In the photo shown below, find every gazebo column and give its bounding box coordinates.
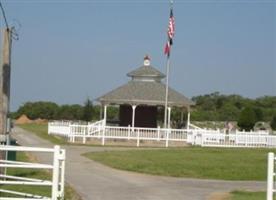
[103,105,107,125]
[132,105,137,130]
[102,105,108,146]
[168,107,171,129]
[187,107,191,130]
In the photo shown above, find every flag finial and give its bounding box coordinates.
[170,0,174,6]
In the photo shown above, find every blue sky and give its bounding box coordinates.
[1,0,275,111]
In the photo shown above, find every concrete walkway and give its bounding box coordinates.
[11,126,266,200]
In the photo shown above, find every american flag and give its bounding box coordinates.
[164,7,175,57]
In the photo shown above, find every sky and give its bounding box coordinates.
[0,0,275,111]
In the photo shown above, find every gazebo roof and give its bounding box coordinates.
[97,81,194,107]
[127,65,165,78]
[96,55,194,108]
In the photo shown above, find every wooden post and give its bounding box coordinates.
[0,28,12,174]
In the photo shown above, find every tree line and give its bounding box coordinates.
[11,93,276,130]
[11,99,95,122]
[191,92,276,130]
[11,99,118,122]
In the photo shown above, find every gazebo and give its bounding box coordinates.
[97,56,194,129]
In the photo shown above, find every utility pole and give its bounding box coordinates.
[0,28,12,174]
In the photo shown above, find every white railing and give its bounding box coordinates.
[189,131,276,148]
[267,152,275,200]
[88,120,105,135]
[68,120,105,143]
[188,123,203,130]
[48,121,71,136]
[236,129,269,135]
[49,120,105,140]
[69,125,188,147]
[0,145,66,200]
[48,120,275,148]
[48,120,188,147]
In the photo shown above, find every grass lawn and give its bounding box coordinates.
[0,151,81,199]
[230,191,272,200]
[83,147,275,180]
[18,123,68,145]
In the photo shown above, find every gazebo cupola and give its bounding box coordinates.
[127,55,165,83]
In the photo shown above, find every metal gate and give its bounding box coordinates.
[0,145,66,200]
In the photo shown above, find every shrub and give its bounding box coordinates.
[271,115,276,131]
[238,107,257,131]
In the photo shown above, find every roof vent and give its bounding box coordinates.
[143,55,150,66]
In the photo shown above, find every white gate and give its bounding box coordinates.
[0,145,66,200]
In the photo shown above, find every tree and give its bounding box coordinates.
[218,103,240,121]
[92,105,101,120]
[17,101,59,120]
[238,107,257,131]
[253,108,263,121]
[271,115,276,131]
[56,105,82,120]
[82,98,93,122]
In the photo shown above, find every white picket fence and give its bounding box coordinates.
[49,120,188,147]
[190,130,276,148]
[48,120,275,148]
[0,145,66,200]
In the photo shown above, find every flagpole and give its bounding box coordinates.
[164,55,170,128]
[164,0,174,128]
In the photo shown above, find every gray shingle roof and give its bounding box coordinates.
[97,81,194,107]
[127,65,165,78]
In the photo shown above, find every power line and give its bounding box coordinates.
[0,1,9,29]
[0,2,19,40]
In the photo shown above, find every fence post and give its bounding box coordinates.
[70,125,75,143]
[128,125,130,140]
[59,149,66,199]
[165,129,169,148]
[137,129,140,147]
[52,145,60,200]
[267,152,274,200]
[69,125,73,143]
[157,126,160,141]
[83,126,86,144]
[102,127,105,146]
[201,133,204,146]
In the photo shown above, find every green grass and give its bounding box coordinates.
[0,152,81,199]
[230,191,272,200]
[18,123,68,145]
[83,147,275,180]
